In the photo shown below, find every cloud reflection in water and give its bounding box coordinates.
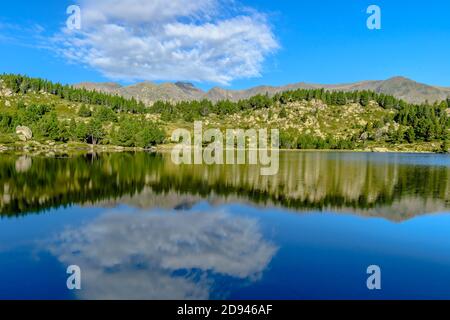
[48,209,278,299]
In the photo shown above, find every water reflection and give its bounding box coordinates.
[46,209,277,300]
[0,151,449,220]
[1,151,450,299]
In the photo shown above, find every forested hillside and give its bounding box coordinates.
[0,74,449,152]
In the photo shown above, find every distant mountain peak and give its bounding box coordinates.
[386,76,413,81]
[75,76,450,105]
[75,82,122,92]
[175,82,197,90]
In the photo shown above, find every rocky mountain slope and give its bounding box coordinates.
[75,76,450,104]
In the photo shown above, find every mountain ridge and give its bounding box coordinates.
[74,76,450,105]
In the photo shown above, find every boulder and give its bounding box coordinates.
[360,132,369,141]
[0,88,13,97]
[16,126,33,141]
[373,147,389,153]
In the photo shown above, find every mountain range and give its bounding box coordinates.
[75,76,450,105]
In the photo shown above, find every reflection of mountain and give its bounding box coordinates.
[47,210,277,300]
[0,152,449,220]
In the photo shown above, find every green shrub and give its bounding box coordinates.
[78,104,92,117]
[94,106,118,122]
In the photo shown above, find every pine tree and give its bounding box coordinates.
[360,91,370,106]
[86,119,105,145]
[404,127,416,143]
[336,92,347,105]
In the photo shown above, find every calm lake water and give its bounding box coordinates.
[0,151,449,300]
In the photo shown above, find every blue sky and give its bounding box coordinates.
[0,0,449,90]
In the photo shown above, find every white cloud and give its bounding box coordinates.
[47,209,277,299]
[55,0,279,84]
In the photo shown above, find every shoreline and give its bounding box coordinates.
[0,141,443,155]
[0,141,155,155]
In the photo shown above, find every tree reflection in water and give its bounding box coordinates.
[0,151,449,221]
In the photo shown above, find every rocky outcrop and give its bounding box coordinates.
[16,126,33,141]
[0,80,12,97]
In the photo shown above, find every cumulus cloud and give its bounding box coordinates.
[47,209,277,299]
[55,0,279,84]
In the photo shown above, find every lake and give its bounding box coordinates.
[0,151,449,300]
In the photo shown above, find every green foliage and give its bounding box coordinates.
[388,126,405,143]
[394,103,448,142]
[135,125,166,148]
[335,92,347,105]
[113,118,165,148]
[68,118,78,140]
[279,107,287,118]
[85,119,105,145]
[1,73,449,150]
[94,106,118,123]
[1,74,146,113]
[1,104,56,137]
[0,111,15,133]
[1,104,69,142]
[404,127,416,143]
[113,119,136,147]
[243,94,272,109]
[17,104,53,126]
[74,122,88,142]
[360,91,370,106]
[280,129,357,150]
[72,119,105,145]
[78,104,92,117]
[215,100,238,116]
[274,88,389,108]
[441,139,449,153]
[34,112,68,142]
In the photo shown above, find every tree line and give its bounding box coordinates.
[2,74,417,118]
[0,102,165,148]
[1,73,449,150]
[1,74,146,113]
